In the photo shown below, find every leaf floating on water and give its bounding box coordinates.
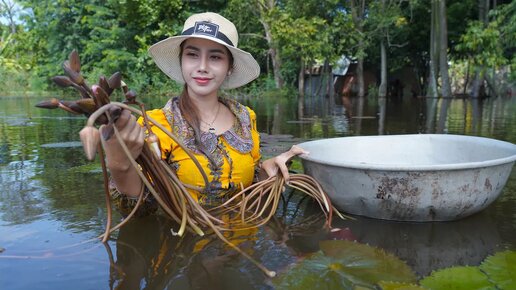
[419,266,494,290]
[479,250,516,290]
[378,281,426,290]
[272,240,416,289]
[320,240,417,286]
[68,163,102,174]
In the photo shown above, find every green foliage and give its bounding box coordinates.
[454,1,515,81]
[1,0,513,95]
[479,250,516,290]
[378,281,426,290]
[418,250,516,290]
[272,240,417,289]
[420,266,494,290]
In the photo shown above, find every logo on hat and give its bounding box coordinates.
[194,21,219,38]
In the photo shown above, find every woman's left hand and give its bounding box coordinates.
[260,145,309,182]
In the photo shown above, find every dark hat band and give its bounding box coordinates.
[182,21,234,47]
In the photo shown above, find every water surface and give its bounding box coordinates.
[0,94,515,289]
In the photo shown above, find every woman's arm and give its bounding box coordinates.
[100,109,145,197]
[259,145,309,182]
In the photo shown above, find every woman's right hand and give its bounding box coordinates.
[100,109,145,171]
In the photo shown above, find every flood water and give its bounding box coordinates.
[0,93,515,289]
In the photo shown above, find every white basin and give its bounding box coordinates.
[299,134,516,221]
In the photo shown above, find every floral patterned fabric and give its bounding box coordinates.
[110,96,261,216]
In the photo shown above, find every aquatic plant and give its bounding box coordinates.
[420,250,516,290]
[271,239,516,290]
[272,240,417,289]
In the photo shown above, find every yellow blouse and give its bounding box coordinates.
[138,97,261,206]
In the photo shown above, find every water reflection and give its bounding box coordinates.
[334,212,502,277]
[110,212,303,290]
[378,97,386,135]
[252,94,516,142]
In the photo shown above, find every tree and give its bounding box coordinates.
[455,1,515,97]
[348,0,368,98]
[367,0,410,98]
[438,0,452,98]
[427,0,452,98]
[0,0,18,34]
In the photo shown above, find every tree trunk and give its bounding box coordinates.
[438,0,452,98]
[261,21,284,89]
[256,0,284,89]
[470,70,483,98]
[470,0,491,98]
[379,40,387,98]
[350,0,367,98]
[1,0,17,34]
[463,59,470,95]
[427,0,439,98]
[298,60,305,118]
[378,97,386,134]
[325,59,332,98]
[357,59,365,97]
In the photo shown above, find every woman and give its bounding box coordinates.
[101,12,306,215]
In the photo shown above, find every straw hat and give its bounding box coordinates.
[148,12,260,89]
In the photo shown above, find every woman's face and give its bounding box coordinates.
[181,38,231,99]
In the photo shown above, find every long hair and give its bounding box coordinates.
[177,40,234,165]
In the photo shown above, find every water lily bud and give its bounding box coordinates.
[68,50,81,73]
[35,98,60,109]
[98,76,113,95]
[108,72,122,90]
[63,62,84,85]
[147,133,161,158]
[75,98,97,114]
[125,90,137,103]
[79,126,100,160]
[52,76,73,88]
[91,84,110,107]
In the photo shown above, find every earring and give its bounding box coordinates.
[227,71,232,76]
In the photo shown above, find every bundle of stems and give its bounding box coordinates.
[80,102,347,278]
[38,50,347,277]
